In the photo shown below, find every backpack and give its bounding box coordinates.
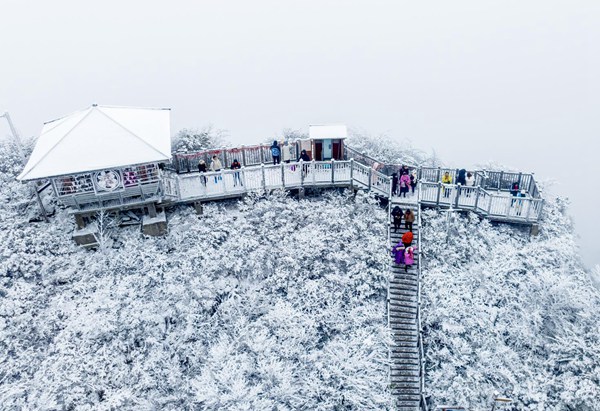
[271,147,280,156]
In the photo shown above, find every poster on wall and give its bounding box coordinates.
[94,169,123,192]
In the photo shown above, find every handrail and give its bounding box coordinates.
[167,159,541,223]
[417,182,428,411]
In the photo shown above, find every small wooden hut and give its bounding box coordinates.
[307,124,347,161]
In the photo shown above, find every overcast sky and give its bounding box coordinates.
[1,0,598,267]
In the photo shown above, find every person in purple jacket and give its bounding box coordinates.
[392,242,406,265]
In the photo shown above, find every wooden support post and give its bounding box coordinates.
[525,199,532,221]
[147,202,157,218]
[436,167,441,182]
[474,187,481,210]
[436,182,442,206]
[518,172,523,189]
[74,213,85,229]
[300,160,305,186]
[261,164,266,189]
[194,202,203,215]
[241,145,246,167]
[221,169,226,193]
[281,162,285,187]
[260,146,264,164]
[368,167,372,191]
[31,183,49,222]
[498,171,504,190]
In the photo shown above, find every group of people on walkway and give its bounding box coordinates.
[391,209,417,272]
[198,155,243,186]
[391,165,417,198]
[391,206,417,272]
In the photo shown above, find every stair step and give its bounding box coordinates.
[390,381,421,389]
[392,340,418,347]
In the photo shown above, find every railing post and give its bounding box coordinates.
[281,162,285,188]
[260,146,264,164]
[300,160,304,186]
[350,159,354,189]
[498,171,504,190]
[261,163,266,189]
[331,159,335,183]
[388,176,392,199]
[368,167,372,191]
[474,187,481,210]
[487,195,493,215]
[221,169,226,193]
[436,182,442,206]
[525,199,532,221]
[241,145,246,167]
[454,185,460,208]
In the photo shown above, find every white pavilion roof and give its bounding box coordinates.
[309,124,347,140]
[18,105,171,181]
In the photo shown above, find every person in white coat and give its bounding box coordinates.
[282,141,292,163]
[210,155,223,184]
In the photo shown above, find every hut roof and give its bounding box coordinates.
[18,105,171,181]
[309,124,347,140]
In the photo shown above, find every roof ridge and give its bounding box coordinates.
[96,107,171,159]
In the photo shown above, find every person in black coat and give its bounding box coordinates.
[391,173,398,197]
[391,206,403,232]
[198,160,207,186]
[456,169,467,186]
[231,159,242,186]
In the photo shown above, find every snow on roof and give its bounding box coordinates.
[309,124,347,140]
[18,105,171,181]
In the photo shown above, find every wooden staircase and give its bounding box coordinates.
[388,199,425,410]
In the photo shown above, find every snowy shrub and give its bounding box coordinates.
[0,146,394,411]
[421,200,600,410]
[172,126,228,152]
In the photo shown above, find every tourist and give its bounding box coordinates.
[400,165,410,176]
[282,141,292,164]
[391,205,403,232]
[392,172,398,196]
[410,171,417,195]
[399,173,411,198]
[210,155,223,184]
[509,181,520,204]
[299,149,310,177]
[404,245,416,272]
[456,169,467,186]
[392,242,406,266]
[402,231,413,248]
[271,140,281,165]
[442,171,453,198]
[231,159,242,186]
[465,172,475,187]
[198,160,207,186]
[404,209,415,232]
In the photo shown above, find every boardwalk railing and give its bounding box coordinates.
[164,157,543,223]
[419,182,544,222]
[168,159,392,203]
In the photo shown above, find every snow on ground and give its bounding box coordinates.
[0,151,394,410]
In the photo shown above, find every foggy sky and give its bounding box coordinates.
[1,0,598,267]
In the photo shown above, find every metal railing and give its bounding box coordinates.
[170,159,392,202]
[171,144,299,173]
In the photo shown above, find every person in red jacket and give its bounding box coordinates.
[402,231,413,248]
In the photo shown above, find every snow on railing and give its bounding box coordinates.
[172,159,391,203]
[419,182,544,222]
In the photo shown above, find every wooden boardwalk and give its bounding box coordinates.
[388,200,425,411]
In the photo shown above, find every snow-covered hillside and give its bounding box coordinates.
[421,201,600,410]
[1,137,599,410]
[0,138,393,409]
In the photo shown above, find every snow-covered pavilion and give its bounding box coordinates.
[306,124,347,161]
[18,104,171,212]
